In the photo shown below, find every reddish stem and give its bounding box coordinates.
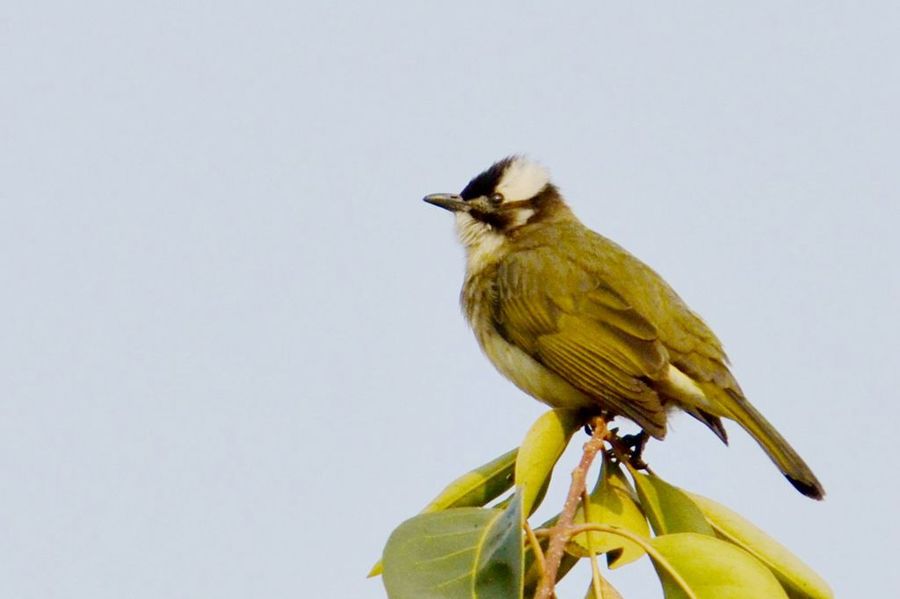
[534,418,608,599]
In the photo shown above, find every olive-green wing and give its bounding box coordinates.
[552,225,743,441]
[493,248,670,438]
[557,224,743,397]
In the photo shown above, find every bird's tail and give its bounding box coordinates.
[708,386,825,500]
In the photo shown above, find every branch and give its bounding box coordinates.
[535,417,608,599]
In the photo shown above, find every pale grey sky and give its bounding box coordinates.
[3,2,898,597]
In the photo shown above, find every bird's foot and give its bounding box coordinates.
[619,431,650,470]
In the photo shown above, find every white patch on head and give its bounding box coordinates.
[454,211,506,274]
[495,157,550,202]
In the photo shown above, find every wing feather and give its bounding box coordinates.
[500,222,752,441]
[493,248,670,437]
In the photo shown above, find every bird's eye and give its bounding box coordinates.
[489,193,504,204]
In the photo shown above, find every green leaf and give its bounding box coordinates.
[583,576,626,599]
[688,493,833,599]
[649,533,788,599]
[367,561,384,578]
[422,448,518,512]
[515,409,581,515]
[382,491,524,599]
[569,455,650,567]
[631,471,714,536]
[370,448,518,577]
[523,548,579,598]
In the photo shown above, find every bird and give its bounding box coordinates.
[423,155,824,499]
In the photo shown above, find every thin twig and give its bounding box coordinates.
[568,523,700,599]
[524,520,546,580]
[535,418,608,599]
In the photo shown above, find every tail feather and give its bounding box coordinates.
[710,387,825,500]
[686,409,729,445]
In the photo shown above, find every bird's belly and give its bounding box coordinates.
[479,329,594,409]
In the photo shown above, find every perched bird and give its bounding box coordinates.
[423,156,824,499]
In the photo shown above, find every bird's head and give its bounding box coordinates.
[423,156,571,258]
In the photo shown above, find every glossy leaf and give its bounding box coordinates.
[515,409,581,515]
[422,448,518,512]
[649,532,788,598]
[382,492,524,599]
[688,493,833,599]
[370,448,518,577]
[631,471,714,536]
[569,455,650,567]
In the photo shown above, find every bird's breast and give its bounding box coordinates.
[462,272,593,410]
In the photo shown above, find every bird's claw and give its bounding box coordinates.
[620,431,650,470]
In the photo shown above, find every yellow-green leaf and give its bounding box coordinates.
[688,493,833,599]
[569,455,650,568]
[583,576,626,599]
[515,409,581,515]
[421,448,518,512]
[382,492,524,599]
[631,471,714,536]
[649,533,789,599]
[369,448,518,577]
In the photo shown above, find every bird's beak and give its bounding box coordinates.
[423,193,469,212]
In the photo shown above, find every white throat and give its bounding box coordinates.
[454,212,506,274]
